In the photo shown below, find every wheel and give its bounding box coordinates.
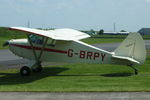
[20,66,31,76]
[32,66,43,73]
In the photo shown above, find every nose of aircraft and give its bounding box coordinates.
[2,40,10,47]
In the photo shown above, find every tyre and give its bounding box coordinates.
[20,66,31,76]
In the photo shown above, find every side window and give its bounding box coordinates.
[47,38,56,47]
[29,34,44,45]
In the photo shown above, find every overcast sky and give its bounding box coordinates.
[0,0,150,32]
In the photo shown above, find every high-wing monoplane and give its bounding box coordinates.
[3,27,146,76]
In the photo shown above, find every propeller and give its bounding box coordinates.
[2,41,9,47]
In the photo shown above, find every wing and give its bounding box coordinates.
[10,27,90,41]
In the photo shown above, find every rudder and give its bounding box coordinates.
[114,33,146,64]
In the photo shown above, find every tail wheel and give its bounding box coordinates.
[128,64,138,75]
[20,66,31,76]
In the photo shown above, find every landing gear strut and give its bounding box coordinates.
[129,64,138,75]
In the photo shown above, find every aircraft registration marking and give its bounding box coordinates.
[67,49,106,61]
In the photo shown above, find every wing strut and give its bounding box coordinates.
[27,34,38,62]
[27,34,48,71]
[38,37,48,60]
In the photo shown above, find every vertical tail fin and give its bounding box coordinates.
[114,33,146,64]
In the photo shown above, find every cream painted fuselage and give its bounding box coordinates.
[8,38,121,65]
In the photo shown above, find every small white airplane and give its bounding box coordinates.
[3,27,146,76]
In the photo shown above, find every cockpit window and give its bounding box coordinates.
[29,34,56,46]
[29,34,44,44]
[47,38,56,47]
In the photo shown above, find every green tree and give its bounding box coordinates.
[98,29,104,35]
[120,30,126,32]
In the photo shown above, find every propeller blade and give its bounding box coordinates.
[2,41,9,47]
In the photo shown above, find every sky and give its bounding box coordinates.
[0,0,150,32]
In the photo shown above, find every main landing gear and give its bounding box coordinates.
[20,34,48,76]
[20,62,43,76]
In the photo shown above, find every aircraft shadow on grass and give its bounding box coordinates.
[0,67,133,85]
[0,67,69,85]
[101,72,133,77]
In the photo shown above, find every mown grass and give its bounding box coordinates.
[82,38,123,44]
[92,34,150,39]
[82,34,150,44]
[0,54,150,92]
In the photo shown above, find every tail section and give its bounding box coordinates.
[113,33,146,65]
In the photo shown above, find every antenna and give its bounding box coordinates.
[27,21,30,28]
[113,23,116,32]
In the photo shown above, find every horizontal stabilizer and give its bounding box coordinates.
[112,55,140,64]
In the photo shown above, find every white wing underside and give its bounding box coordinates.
[10,27,90,41]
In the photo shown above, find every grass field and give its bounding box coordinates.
[82,38,123,44]
[0,54,150,92]
[92,34,150,39]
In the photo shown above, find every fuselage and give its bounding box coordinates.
[8,38,115,64]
